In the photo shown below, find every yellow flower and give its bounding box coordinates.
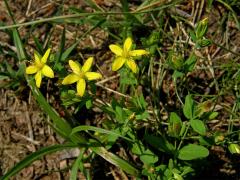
[109,37,149,73]
[26,48,54,88]
[62,57,102,97]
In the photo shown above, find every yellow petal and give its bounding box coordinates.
[126,59,137,73]
[112,57,126,71]
[69,60,81,74]
[62,74,79,85]
[85,72,102,80]
[82,57,93,73]
[109,45,123,56]
[34,51,41,64]
[129,50,149,57]
[77,78,86,97]
[26,65,38,74]
[41,48,51,64]
[41,65,54,78]
[124,37,132,52]
[35,71,42,88]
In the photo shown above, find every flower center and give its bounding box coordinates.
[78,71,85,79]
[35,62,44,70]
[122,49,129,58]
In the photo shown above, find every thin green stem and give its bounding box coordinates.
[174,78,184,106]
[177,123,190,150]
[0,1,182,31]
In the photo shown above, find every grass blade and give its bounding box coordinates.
[71,125,133,142]
[1,144,78,180]
[70,154,82,180]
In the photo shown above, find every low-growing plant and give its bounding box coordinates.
[1,0,240,179]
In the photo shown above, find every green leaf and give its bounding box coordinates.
[208,112,218,119]
[179,122,187,137]
[140,149,158,165]
[86,99,92,109]
[12,29,26,61]
[71,125,133,142]
[172,70,184,79]
[91,144,140,176]
[228,144,240,154]
[70,154,82,180]
[55,28,66,66]
[183,94,195,119]
[33,35,44,54]
[178,144,209,160]
[190,119,206,135]
[184,54,197,72]
[84,0,104,12]
[115,106,126,122]
[136,111,149,120]
[120,68,137,85]
[168,112,182,137]
[199,136,214,146]
[195,18,208,39]
[1,144,78,180]
[61,41,79,61]
[196,39,212,48]
[189,30,197,42]
[131,143,144,155]
[144,134,175,154]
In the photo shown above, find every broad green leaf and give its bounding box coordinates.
[199,136,214,146]
[183,94,195,119]
[144,134,175,154]
[190,119,206,135]
[1,144,78,180]
[172,170,183,180]
[178,144,209,160]
[131,143,144,155]
[140,149,158,165]
[181,166,194,176]
[228,144,240,154]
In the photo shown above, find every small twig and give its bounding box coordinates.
[11,132,40,145]
[26,0,33,16]
[96,74,120,85]
[96,83,132,99]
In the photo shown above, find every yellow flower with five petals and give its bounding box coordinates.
[62,57,102,97]
[26,48,54,88]
[109,37,149,73]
